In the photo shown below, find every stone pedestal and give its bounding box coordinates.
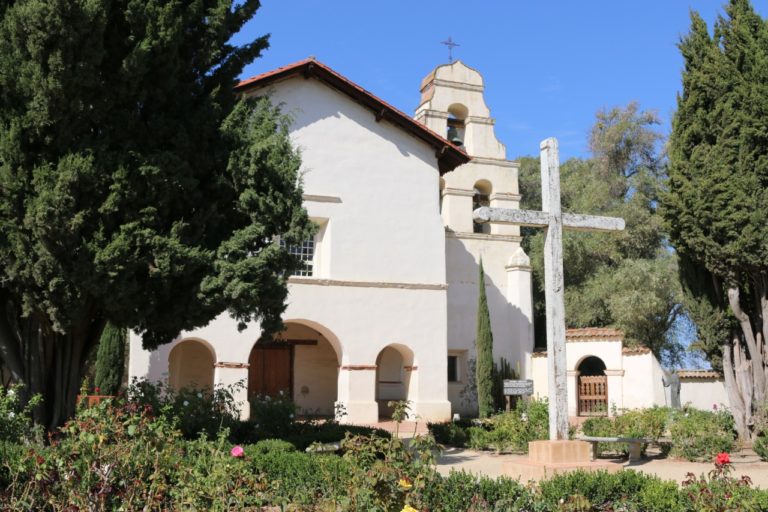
[502,440,621,481]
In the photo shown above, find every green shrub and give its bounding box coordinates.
[681,456,768,511]
[753,434,768,461]
[126,378,242,440]
[0,385,41,443]
[467,398,549,453]
[422,471,533,511]
[427,420,470,447]
[614,406,669,440]
[2,400,187,510]
[538,469,683,511]
[580,416,617,456]
[669,407,735,461]
[246,449,350,507]
[249,391,297,436]
[249,438,296,454]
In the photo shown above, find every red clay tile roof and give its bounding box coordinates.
[236,58,470,174]
[622,346,651,355]
[677,370,722,380]
[565,328,624,341]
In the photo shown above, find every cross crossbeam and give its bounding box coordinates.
[472,138,625,441]
[473,207,625,232]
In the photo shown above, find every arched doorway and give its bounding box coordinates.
[248,321,340,416]
[375,344,414,418]
[168,339,215,391]
[577,356,607,416]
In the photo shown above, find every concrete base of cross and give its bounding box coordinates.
[501,440,622,481]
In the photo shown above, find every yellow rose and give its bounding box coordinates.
[401,505,418,512]
[398,478,413,490]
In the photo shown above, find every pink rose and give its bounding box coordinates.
[230,445,245,458]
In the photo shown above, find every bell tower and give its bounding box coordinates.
[415,61,534,404]
[415,61,520,235]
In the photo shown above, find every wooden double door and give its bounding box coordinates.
[248,344,293,399]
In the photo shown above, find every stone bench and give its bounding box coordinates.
[576,436,654,461]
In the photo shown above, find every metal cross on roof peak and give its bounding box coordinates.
[441,36,459,63]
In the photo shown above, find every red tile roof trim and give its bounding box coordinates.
[677,370,722,380]
[565,328,624,341]
[236,58,470,174]
[622,346,651,355]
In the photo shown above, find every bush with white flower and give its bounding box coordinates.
[125,378,243,440]
[0,384,41,443]
[248,391,297,437]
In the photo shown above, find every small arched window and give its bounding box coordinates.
[473,180,492,234]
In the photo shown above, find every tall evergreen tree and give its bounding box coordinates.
[663,0,768,441]
[476,260,495,418]
[93,322,126,396]
[0,0,312,428]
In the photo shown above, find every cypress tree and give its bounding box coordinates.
[93,323,126,396]
[0,0,313,428]
[663,0,768,441]
[476,260,495,418]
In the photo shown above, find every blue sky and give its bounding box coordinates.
[234,1,766,160]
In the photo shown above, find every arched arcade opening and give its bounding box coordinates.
[375,344,414,418]
[168,339,215,391]
[248,321,340,417]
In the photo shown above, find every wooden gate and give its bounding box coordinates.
[578,375,608,416]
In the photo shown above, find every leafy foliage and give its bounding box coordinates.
[467,397,550,453]
[126,378,242,440]
[669,407,736,461]
[663,0,768,441]
[0,400,766,510]
[0,385,40,443]
[519,103,682,362]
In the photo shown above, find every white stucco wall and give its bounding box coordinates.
[530,338,676,417]
[680,379,728,411]
[264,77,447,284]
[130,73,452,424]
[622,352,666,410]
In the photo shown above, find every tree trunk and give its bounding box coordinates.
[0,292,103,430]
[728,286,766,405]
[722,333,749,442]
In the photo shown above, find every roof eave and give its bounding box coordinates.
[236,59,470,174]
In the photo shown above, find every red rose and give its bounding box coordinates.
[94,387,100,393]
[715,452,730,465]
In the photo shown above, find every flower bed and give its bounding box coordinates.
[1,391,766,510]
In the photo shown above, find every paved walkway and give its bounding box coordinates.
[361,420,768,488]
[436,447,768,488]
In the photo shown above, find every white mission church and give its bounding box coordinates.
[128,59,725,423]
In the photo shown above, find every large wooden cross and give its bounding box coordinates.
[473,138,625,440]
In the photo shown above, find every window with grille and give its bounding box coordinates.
[280,238,315,277]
